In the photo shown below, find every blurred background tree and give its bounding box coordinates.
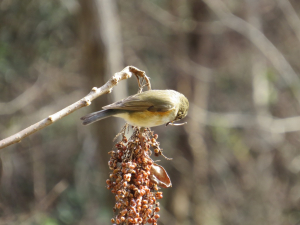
[1,0,300,224]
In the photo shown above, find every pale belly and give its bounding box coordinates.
[115,110,176,127]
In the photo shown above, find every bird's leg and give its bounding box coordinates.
[113,123,129,142]
[139,127,146,151]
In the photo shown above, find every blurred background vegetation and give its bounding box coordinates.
[1,0,300,224]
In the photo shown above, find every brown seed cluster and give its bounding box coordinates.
[107,127,165,224]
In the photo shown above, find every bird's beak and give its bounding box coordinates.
[166,121,187,126]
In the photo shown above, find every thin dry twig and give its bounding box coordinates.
[0,66,150,150]
[277,0,300,43]
[0,75,46,115]
[143,0,300,104]
[203,0,300,105]
[38,179,69,210]
[190,103,300,134]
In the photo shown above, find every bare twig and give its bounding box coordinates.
[0,75,45,115]
[140,0,199,33]
[143,0,300,104]
[202,0,300,105]
[190,104,300,134]
[0,66,149,150]
[38,179,69,210]
[277,0,300,43]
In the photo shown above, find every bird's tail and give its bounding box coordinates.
[81,109,118,125]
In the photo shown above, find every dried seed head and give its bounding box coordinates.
[107,127,168,224]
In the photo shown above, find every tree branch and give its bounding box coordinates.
[0,66,150,150]
[203,0,300,105]
[190,103,300,134]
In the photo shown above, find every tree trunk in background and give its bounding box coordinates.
[186,1,211,224]
[77,0,120,220]
[168,1,211,224]
[97,0,127,103]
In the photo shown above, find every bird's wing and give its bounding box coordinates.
[103,92,174,112]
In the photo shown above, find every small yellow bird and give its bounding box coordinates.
[81,90,189,127]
